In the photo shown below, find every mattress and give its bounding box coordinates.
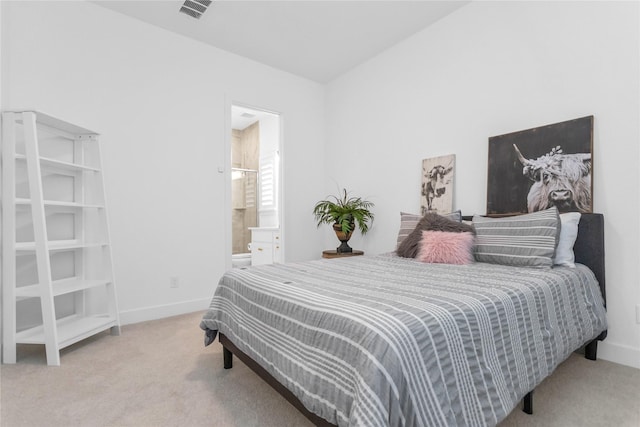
[200,253,607,427]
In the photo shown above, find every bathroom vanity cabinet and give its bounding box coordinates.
[249,227,281,266]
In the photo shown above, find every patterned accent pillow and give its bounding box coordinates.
[472,207,561,268]
[417,230,475,264]
[396,210,462,249]
[397,212,473,258]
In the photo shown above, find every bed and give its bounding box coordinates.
[200,212,607,427]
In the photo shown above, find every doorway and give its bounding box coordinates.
[230,104,281,267]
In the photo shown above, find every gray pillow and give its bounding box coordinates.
[396,210,461,249]
[472,207,560,268]
[397,212,473,258]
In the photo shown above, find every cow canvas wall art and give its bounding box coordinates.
[421,154,455,215]
[487,116,593,216]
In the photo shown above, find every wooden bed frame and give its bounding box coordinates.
[218,213,607,426]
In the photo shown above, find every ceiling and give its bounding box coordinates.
[94,1,469,83]
[231,105,278,130]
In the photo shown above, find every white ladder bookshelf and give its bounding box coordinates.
[2,111,120,366]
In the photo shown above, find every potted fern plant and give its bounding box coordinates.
[312,188,375,253]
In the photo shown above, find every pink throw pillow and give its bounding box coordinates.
[417,230,475,265]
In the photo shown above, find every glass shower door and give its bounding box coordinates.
[231,168,258,255]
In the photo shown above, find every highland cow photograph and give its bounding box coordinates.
[487,116,593,215]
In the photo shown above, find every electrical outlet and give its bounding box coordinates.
[170,276,179,288]
[636,304,640,324]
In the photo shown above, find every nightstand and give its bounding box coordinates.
[322,250,364,259]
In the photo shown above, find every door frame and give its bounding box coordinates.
[224,97,284,270]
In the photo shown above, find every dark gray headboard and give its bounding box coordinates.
[573,213,606,306]
[574,213,607,342]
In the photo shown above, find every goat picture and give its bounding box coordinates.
[421,154,455,215]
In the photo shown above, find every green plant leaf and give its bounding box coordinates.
[312,188,374,234]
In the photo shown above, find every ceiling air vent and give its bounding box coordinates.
[179,0,212,20]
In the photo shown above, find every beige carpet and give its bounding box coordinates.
[1,311,638,427]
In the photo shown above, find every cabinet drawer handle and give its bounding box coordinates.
[257,248,263,251]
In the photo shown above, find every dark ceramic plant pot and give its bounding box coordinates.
[333,223,354,253]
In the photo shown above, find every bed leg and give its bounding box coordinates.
[223,346,233,369]
[522,391,533,415]
[585,339,598,361]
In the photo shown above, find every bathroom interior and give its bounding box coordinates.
[231,105,280,267]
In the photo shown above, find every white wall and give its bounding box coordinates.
[3,0,638,369]
[325,1,640,368]
[1,1,325,325]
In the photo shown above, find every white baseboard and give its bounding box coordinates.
[597,341,640,369]
[118,298,211,326]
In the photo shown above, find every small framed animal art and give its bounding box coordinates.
[487,116,593,216]
[421,154,455,215]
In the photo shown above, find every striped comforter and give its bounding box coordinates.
[200,254,607,427]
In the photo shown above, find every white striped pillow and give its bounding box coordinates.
[397,210,461,248]
[472,207,560,268]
